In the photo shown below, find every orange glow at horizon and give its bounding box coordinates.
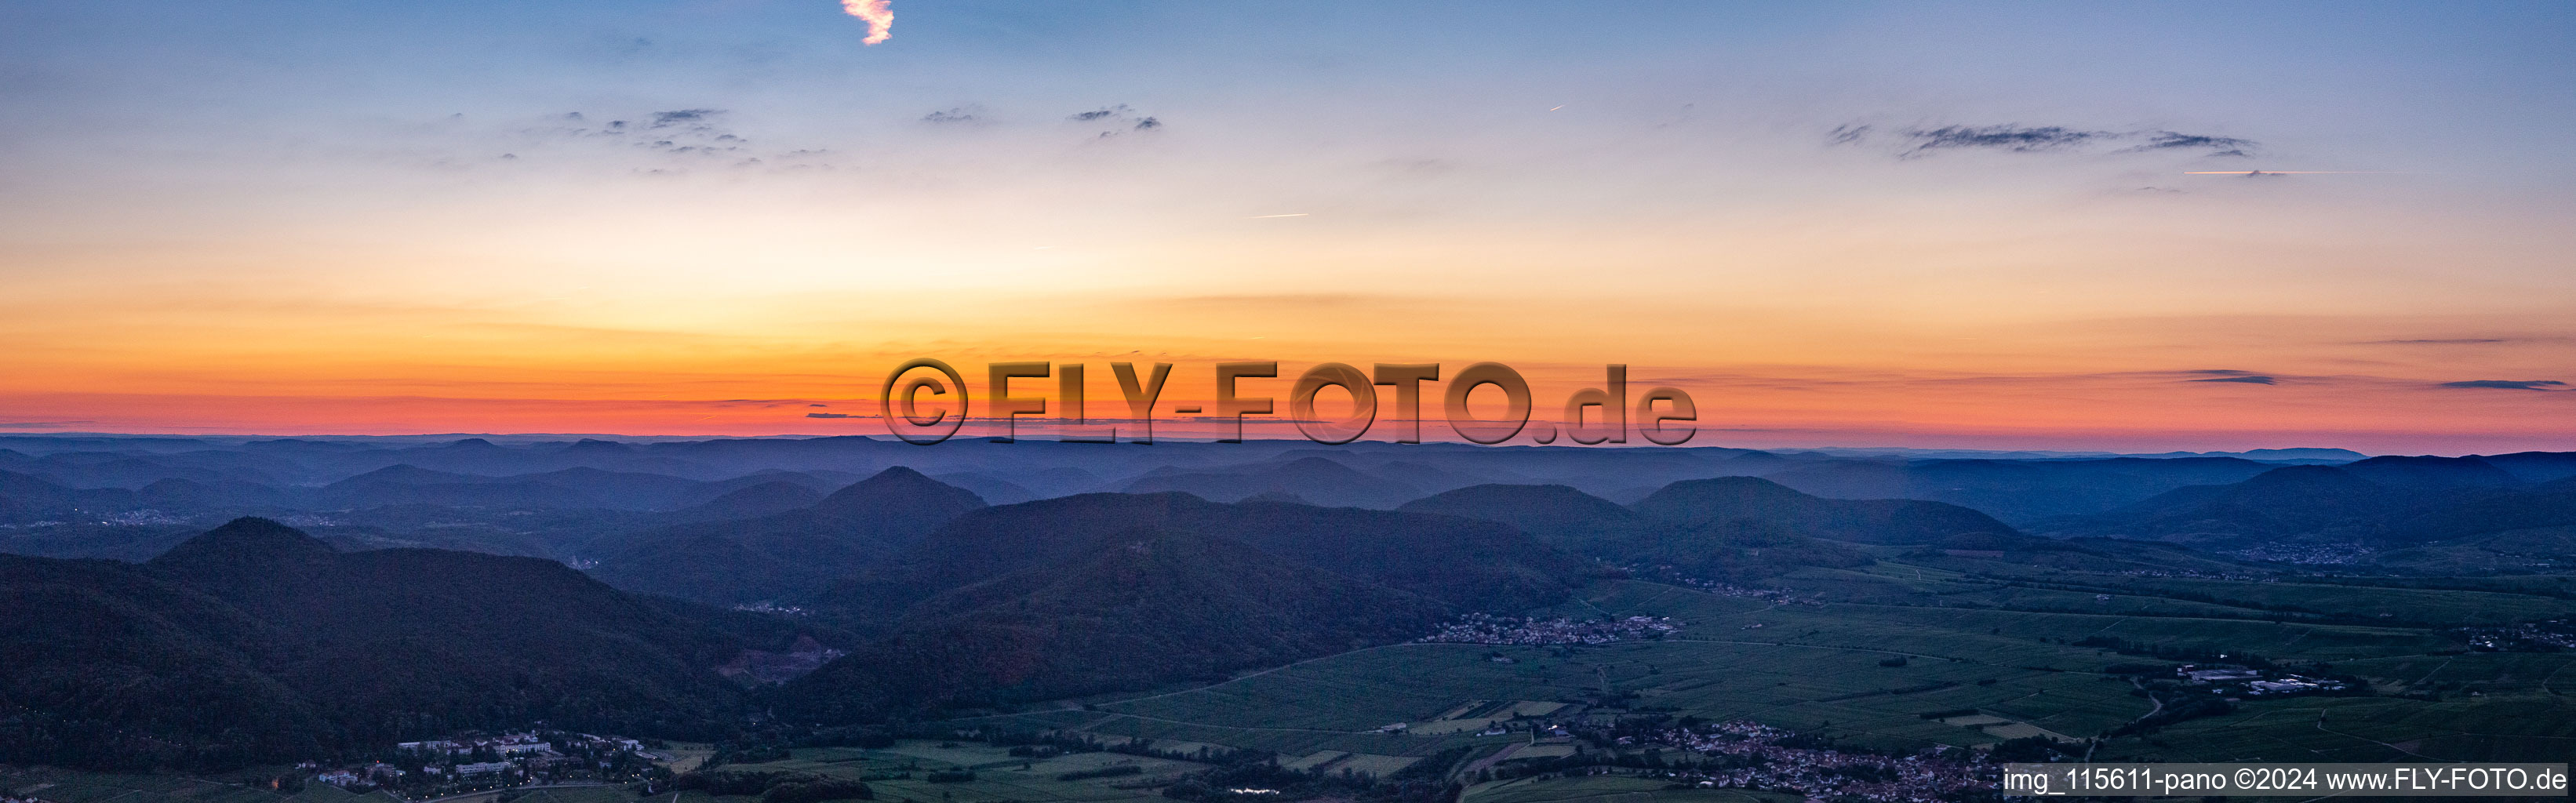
[4,4,2571,456]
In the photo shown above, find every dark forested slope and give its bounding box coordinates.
[0,518,767,772]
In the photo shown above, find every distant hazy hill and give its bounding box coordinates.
[933,471,1044,505]
[2383,476,2576,544]
[1398,483,1642,542]
[24,433,2563,568]
[1401,481,1894,578]
[783,528,1449,721]
[1121,456,1427,509]
[0,447,304,489]
[933,466,1108,505]
[135,477,287,511]
[310,464,580,509]
[1756,456,2282,524]
[0,468,136,523]
[0,518,771,772]
[2039,457,2576,547]
[2479,452,2576,483]
[11,433,2575,590]
[2334,455,2523,489]
[770,492,1583,722]
[833,491,1583,615]
[2048,465,2401,543]
[310,464,718,511]
[1632,476,2021,545]
[326,438,719,482]
[587,467,987,603]
[664,480,827,522]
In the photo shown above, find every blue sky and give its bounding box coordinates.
[1,2,2571,451]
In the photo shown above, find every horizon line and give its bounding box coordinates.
[0,429,2411,457]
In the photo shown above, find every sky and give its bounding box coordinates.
[1,1,2571,453]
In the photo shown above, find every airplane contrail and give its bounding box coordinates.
[840,0,893,45]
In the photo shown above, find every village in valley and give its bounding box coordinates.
[2458,619,2576,652]
[1417,614,1680,646]
[1589,720,2000,802]
[306,732,662,800]
[2172,664,2352,698]
[3,690,2058,803]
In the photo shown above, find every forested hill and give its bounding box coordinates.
[0,518,775,772]
[781,527,1453,721]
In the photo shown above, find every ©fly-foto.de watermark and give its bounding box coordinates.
[877,359,1698,446]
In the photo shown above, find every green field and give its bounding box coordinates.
[500,788,632,803]
[1772,560,2576,627]
[1462,774,1797,803]
[944,570,2570,766]
[4,769,382,803]
[671,746,1806,803]
[2092,693,2576,763]
[663,750,1808,803]
[24,561,2574,802]
[671,744,1210,803]
[539,564,2576,790]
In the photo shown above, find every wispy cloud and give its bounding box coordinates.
[2437,380,2567,391]
[1834,122,2259,158]
[2190,375,2278,384]
[2130,130,2256,156]
[649,109,719,127]
[922,105,985,125]
[427,108,839,173]
[840,0,893,45]
[621,109,759,158]
[1070,104,1164,137]
[1903,125,2104,154]
[806,412,856,418]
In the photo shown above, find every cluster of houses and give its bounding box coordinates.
[1419,614,1679,645]
[2218,542,2375,565]
[2176,664,2349,696]
[1669,580,1822,605]
[2460,619,2576,652]
[2112,568,2270,581]
[308,765,402,788]
[1620,720,1997,803]
[304,732,651,795]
